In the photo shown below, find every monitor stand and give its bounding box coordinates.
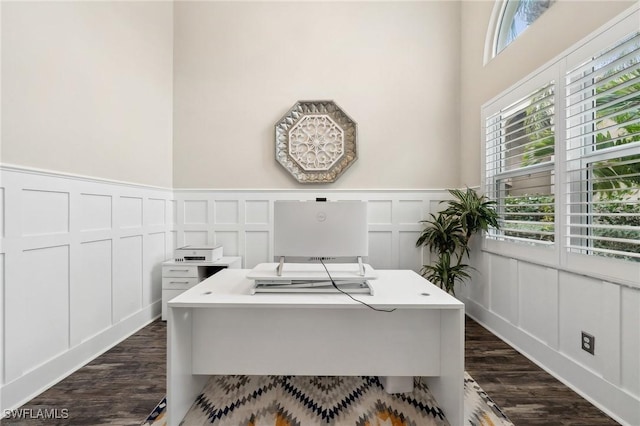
[250,260,375,295]
[276,256,366,277]
[251,279,372,295]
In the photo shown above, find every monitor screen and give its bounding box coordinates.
[273,200,368,259]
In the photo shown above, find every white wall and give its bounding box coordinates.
[0,166,175,412]
[1,1,174,187]
[173,1,461,189]
[459,0,635,187]
[0,1,174,413]
[458,2,640,425]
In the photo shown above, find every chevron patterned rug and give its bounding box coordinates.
[143,373,512,426]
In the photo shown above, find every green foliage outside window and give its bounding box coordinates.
[591,201,640,259]
[502,194,639,259]
[503,195,555,242]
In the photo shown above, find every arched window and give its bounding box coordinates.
[490,0,555,57]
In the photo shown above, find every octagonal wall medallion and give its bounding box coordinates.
[275,100,357,183]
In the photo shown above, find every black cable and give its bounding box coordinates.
[318,258,396,313]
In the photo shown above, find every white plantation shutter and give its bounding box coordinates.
[565,31,640,260]
[485,81,556,244]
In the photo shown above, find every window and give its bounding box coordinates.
[484,8,640,269]
[565,32,640,261]
[494,0,555,54]
[485,81,556,244]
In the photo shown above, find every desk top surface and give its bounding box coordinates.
[168,268,463,309]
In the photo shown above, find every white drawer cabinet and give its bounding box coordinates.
[162,276,200,289]
[161,256,241,320]
[163,265,199,278]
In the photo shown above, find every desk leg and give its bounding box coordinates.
[167,307,208,426]
[424,309,464,426]
[380,376,414,393]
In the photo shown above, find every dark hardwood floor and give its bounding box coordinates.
[5,317,618,425]
[4,321,166,426]
[464,318,619,426]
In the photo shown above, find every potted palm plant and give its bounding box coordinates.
[416,188,499,295]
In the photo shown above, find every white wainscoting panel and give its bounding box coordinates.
[169,231,177,254]
[621,286,640,396]
[0,253,4,385]
[73,239,112,346]
[169,200,177,225]
[429,199,448,216]
[80,194,112,232]
[368,200,392,224]
[368,231,393,269]
[184,230,208,246]
[0,165,174,413]
[7,245,70,382]
[114,235,143,322]
[600,282,621,386]
[184,200,208,224]
[558,272,604,372]
[464,238,490,309]
[2,183,451,415]
[215,231,240,256]
[7,178,637,424]
[462,248,640,426]
[398,231,421,271]
[148,198,166,226]
[245,200,269,225]
[22,190,69,236]
[215,200,239,224]
[146,232,167,305]
[244,231,270,267]
[119,196,143,229]
[174,190,451,271]
[488,255,513,323]
[397,200,423,225]
[518,263,558,348]
[0,188,5,237]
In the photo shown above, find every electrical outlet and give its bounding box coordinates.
[581,331,595,355]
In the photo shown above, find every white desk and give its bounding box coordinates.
[167,269,464,426]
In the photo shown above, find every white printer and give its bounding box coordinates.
[174,245,223,262]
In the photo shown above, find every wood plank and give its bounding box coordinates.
[7,317,618,425]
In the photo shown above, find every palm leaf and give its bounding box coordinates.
[441,188,500,238]
[420,251,474,295]
[416,213,466,256]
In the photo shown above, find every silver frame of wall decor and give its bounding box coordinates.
[275,100,358,183]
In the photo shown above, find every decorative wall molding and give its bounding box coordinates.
[459,250,640,426]
[0,165,453,414]
[0,163,173,192]
[0,166,175,413]
[172,189,454,272]
[3,163,637,425]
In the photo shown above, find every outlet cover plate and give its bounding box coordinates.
[582,331,595,355]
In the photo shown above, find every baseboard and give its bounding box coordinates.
[461,297,639,426]
[1,302,161,415]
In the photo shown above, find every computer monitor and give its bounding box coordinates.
[273,200,368,261]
